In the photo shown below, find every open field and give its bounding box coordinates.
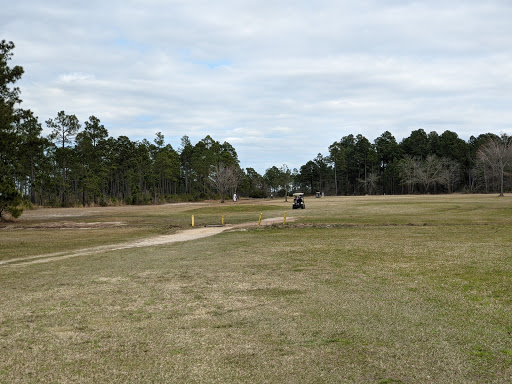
[0,200,290,262]
[1,195,512,383]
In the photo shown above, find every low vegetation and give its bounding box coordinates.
[0,195,511,383]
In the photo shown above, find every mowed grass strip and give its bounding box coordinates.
[0,195,512,383]
[299,194,512,226]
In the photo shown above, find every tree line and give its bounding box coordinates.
[292,130,512,197]
[2,40,512,218]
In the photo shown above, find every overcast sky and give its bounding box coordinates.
[3,0,512,172]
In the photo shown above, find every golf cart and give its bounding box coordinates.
[292,193,305,209]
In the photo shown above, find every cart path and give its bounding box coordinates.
[1,216,296,267]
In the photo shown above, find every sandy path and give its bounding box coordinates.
[1,216,294,267]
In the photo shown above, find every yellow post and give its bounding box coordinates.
[283,211,287,225]
[258,213,263,226]
[222,214,225,225]
[192,215,195,227]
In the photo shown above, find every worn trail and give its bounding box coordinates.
[1,217,294,267]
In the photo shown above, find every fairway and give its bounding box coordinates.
[1,195,512,383]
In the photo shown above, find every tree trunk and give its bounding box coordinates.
[500,166,504,196]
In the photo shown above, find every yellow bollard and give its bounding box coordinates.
[283,211,287,225]
[222,214,225,225]
[258,212,263,226]
[192,215,195,227]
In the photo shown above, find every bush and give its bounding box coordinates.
[0,180,23,218]
[21,200,34,210]
[249,190,267,198]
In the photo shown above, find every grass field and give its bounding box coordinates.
[1,195,512,383]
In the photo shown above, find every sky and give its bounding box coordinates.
[3,0,512,173]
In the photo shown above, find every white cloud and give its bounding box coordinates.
[58,72,95,83]
[3,0,512,172]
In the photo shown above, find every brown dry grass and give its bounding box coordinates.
[0,199,289,261]
[1,195,512,383]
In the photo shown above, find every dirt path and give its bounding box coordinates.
[1,216,294,267]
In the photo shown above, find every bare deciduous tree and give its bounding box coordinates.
[477,136,512,196]
[358,172,380,195]
[439,158,461,193]
[399,155,420,194]
[210,164,240,203]
[416,154,443,193]
[279,164,293,202]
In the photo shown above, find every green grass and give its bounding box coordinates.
[1,195,512,383]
